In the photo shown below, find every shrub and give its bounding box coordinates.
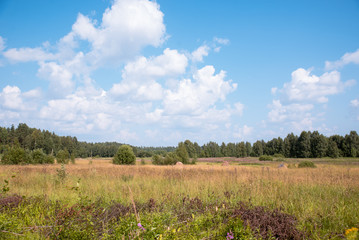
[57,149,70,164]
[259,155,273,161]
[152,154,163,165]
[298,160,316,168]
[152,153,180,165]
[1,146,30,165]
[163,152,180,165]
[113,145,136,165]
[31,149,53,164]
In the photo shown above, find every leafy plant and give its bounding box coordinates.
[298,160,316,168]
[259,155,273,161]
[113,145,136,165]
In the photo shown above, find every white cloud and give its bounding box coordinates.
[282,68,354,103]
[70,0,166,65]
[234,102,244,116]
[0,86,41,111]
[214,37,229,45]
[3,47,56,63]
[163,65,237,115]
[37,62,75,97]
[122,48,188,80]
[0,86,24,110]
[191,45,210,62]
[234,125,253,140]
[110,48,187,101]
[351,99,359,107]
[268,100,314,123]
[0,36,5,51]
[325,48,359,70]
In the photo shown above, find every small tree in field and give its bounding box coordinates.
[56,149,70,164]
[113,145,136,165]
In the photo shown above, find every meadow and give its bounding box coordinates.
[0,158,359,239]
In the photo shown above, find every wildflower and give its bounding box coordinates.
[345,227,358,240]
[137,223,146,231]
[226,230,234,240]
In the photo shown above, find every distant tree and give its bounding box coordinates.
[56,149,70,164]
[297,131,311,158]
[1,146,30,165]
[343,131,359,157]
[252,140,264,157]
[284,133,298,158]
[163,152,180,165]
[176,142,189,164]
[327,139,340,158]
[184,140,197,158]
[310,131,328,158]
[113,145,136,165]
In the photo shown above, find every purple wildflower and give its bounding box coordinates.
[226,231,234,240]
[137,223,146,231]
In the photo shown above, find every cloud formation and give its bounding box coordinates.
[325,48,359,70]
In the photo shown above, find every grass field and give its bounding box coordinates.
[0,158,359,239]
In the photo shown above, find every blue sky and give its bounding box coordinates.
[0,0,359,146]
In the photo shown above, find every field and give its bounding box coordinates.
[1,158,359,239]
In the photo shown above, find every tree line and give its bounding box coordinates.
[1,124,359,164]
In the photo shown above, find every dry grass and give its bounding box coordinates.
[1,158,358,237]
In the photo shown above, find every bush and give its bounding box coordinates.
[152,153,180,165]
[1,146,30,165]
[259,155,273,161]
[31,149,55,164]
[152,154,163,165]
[113,145,136,165]
[57,149,70,164]
[298,160,316,168]
[273,153,285,158]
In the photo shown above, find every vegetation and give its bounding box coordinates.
[0,159,358,239]
[298,160,317,168]
[1,124,359,162]
[258,155,273,161]
[113,145,136,165]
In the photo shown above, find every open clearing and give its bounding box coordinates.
[1,158,359,239]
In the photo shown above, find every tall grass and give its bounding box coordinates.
[1,159,359,239]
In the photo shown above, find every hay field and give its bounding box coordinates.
[0,159,359,239]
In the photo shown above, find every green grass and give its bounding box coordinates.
[0,159,359,239]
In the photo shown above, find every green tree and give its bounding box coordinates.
[1,146,30,165]
[310,131,328,158]
[252,140,264,157]
[176,142,189,164]
[113,145,136,165]
[327,139,340,158]
[56,149,70,164]
[297,131,311,158]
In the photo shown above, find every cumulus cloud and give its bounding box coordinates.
[325,48,359,70]
[0,86,24,110]
[110,48,187,101]
[37,62,75,97]
[163,65,237,115]
[3,47,56,63]
[0,85,41,111]
[70,0,166,65]
[268,100,314,123]
[191,45,210,62]
[0,0,242,145]
[282,68,354,103]
[234,125,253,140]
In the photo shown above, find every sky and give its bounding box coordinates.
[0,0,359,146]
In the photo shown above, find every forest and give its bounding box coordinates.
[0,123,358,161]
